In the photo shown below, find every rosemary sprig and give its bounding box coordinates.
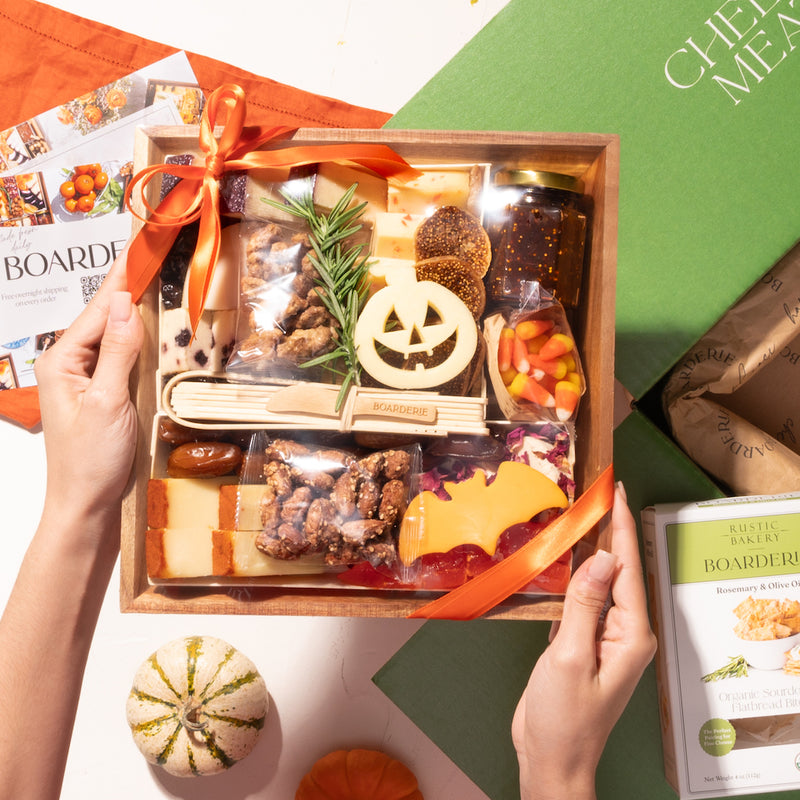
[262,183,372,410]
[701,655,748,682]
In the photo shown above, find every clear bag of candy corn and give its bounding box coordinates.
[483,282,586,423]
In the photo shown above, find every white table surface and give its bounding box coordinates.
[1,1,513,798]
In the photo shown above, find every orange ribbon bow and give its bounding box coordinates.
[125,83,419,331]
[409,463,615,620]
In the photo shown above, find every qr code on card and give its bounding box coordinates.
[80,274,106,304]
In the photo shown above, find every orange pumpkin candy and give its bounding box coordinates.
[295,749,423,800]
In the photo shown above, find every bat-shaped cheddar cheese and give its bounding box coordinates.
[398,460,568,565]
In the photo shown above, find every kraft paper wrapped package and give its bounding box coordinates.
[663,242,800,495]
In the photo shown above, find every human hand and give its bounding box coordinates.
[34,251,143,519]
[511,482,657,800]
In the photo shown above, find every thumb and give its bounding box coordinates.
[91,292,143,397]
[554,549,618,652]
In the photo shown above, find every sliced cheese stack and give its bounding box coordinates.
[146,478,328,579]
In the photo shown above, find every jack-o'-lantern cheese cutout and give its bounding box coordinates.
[354,263,477,389]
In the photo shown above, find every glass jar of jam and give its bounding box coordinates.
[485,170,589,311]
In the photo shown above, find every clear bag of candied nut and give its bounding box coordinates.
[225,218,340,383]
[231,432,423,577]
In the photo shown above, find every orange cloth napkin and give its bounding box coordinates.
[0,0,390,429]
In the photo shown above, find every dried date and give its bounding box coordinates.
[166,441,242,478]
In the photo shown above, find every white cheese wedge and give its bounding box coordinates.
[388,170,472,216]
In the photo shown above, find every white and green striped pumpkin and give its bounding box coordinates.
[126,635,269,777]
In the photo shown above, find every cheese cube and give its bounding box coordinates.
[147,477,236,530]
[366,257,416,295]
[146,528,215,578]
[372,212,425,260]
[159,308,238,375]
[311,162,388,223]
[219,484,270,531]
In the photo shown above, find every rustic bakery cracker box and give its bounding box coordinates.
[643,493,800,798]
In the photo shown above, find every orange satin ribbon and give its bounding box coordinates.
[409,463,616,620]
[124,83,420,332]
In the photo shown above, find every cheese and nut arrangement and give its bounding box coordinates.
[138,125,599,604]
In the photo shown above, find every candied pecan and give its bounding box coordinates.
[306,287,328,307]
[300,253,318,278]
[259,488,280,531]
[255,523,308,559]
[383,449,412,481]
[325,530,394,566]
[264,241,302,276]
[281,486,313,528]
[295,305,333,330]
[356,478,380,519]
[237,329,281,360]
[378,479,408,526]
[240,275,268,296]
[276,326,335,361]
[304,498,341,551]
[331,470,357,518]
[341,518,388,545]
[291,231,311,249]
[292,272,314,298]
[264,460,294,497]
[354,452,385,479]
[246,223,282,258]
[273,291,308,328]
[266,439,310,462]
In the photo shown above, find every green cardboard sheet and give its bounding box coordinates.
[387,0,800,400]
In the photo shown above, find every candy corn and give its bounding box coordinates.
[555,380,581,421]
[520,375,556,407]
[538,333,574,360]
[528,353,568,381]
[514,318,554,341]
[512,334,530,374]
[498,327,514,372]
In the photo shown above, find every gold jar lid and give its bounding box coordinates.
[494,169,584,194]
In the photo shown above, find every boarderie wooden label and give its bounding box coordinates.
[354,395,437,423]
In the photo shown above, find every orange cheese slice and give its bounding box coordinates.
[398,460,568,565]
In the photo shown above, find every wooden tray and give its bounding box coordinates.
[120,127,619,619]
